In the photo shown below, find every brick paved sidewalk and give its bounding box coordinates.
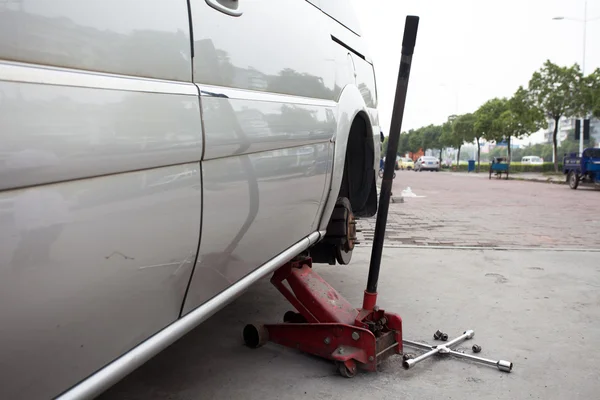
[359,170,600,249]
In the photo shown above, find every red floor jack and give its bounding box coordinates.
[243,16,513,377]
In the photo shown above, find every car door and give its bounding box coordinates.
[181,0,337,313]
[0,1,201,398]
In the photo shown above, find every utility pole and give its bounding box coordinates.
[553,0,600,155]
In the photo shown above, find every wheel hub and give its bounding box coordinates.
[310,197,357,265]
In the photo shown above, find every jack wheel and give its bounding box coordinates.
[243,323,269,349]
[283,311,307,323]
[336,361,357,378]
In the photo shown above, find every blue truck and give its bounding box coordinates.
[563,148,600,190]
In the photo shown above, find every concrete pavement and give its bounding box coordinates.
[98,170,600,400]
[100,247,600,400]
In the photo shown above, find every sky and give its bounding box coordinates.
[351,0,600,143]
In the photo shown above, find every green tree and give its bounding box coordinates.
[450,113,476,166]
[528,60,583,172]
[475,98,507,171]
[506,86,547,160]
[583,68,600,119]
[397,132,410,157]
[382,132,410,158]
[470,131,485,171]
[561,136,596,155]
[408,128,423,154]
[421,124,443,161]
[439,118,454,161]
[439,115,457,154]
[412,126,428,152]
[490,87,547,162]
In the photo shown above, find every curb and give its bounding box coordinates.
[508,177,566,185]
[450,171,567,185]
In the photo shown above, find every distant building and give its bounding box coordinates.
[544,117,600,145]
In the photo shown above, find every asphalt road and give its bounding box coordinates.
[99,174,600,400]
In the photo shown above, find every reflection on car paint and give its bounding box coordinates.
[0,164,201,399]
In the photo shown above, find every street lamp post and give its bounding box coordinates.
[553,0,600,155]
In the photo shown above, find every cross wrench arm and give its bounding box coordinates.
[448,350,513,372]
[402,340,434,351]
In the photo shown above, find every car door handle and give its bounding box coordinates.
[206,0,243,16]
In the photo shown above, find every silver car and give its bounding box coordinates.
[0,1,380,398]
[415,156,441,172]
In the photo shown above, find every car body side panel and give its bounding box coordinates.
[317,85,374,232]
[0,1,201,397]
[181,144,330,314]
[324,10,371,63]
[182,0,335,313]
[190,0,336,99]
[313,8,379,229]
[0,0,192,82]
[319,0,364,37]
[0,164,201,400]
[199,87,336,161]
[198,88,336,237]
[323,7,380,172]
[313,8,379,224]
[0,69,202,191]
[354,58,377,110]
[354,58,380,171]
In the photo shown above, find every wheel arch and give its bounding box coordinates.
[316,84,379,232]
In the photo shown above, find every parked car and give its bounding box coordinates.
[415,156,440,171]
[397,157,415,170]
[521,156,543,165]
[0,1,380,399]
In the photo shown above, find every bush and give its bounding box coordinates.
[451,162,563,173]
[507,163,564,173]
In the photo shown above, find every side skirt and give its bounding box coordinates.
[55,231,321,400]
